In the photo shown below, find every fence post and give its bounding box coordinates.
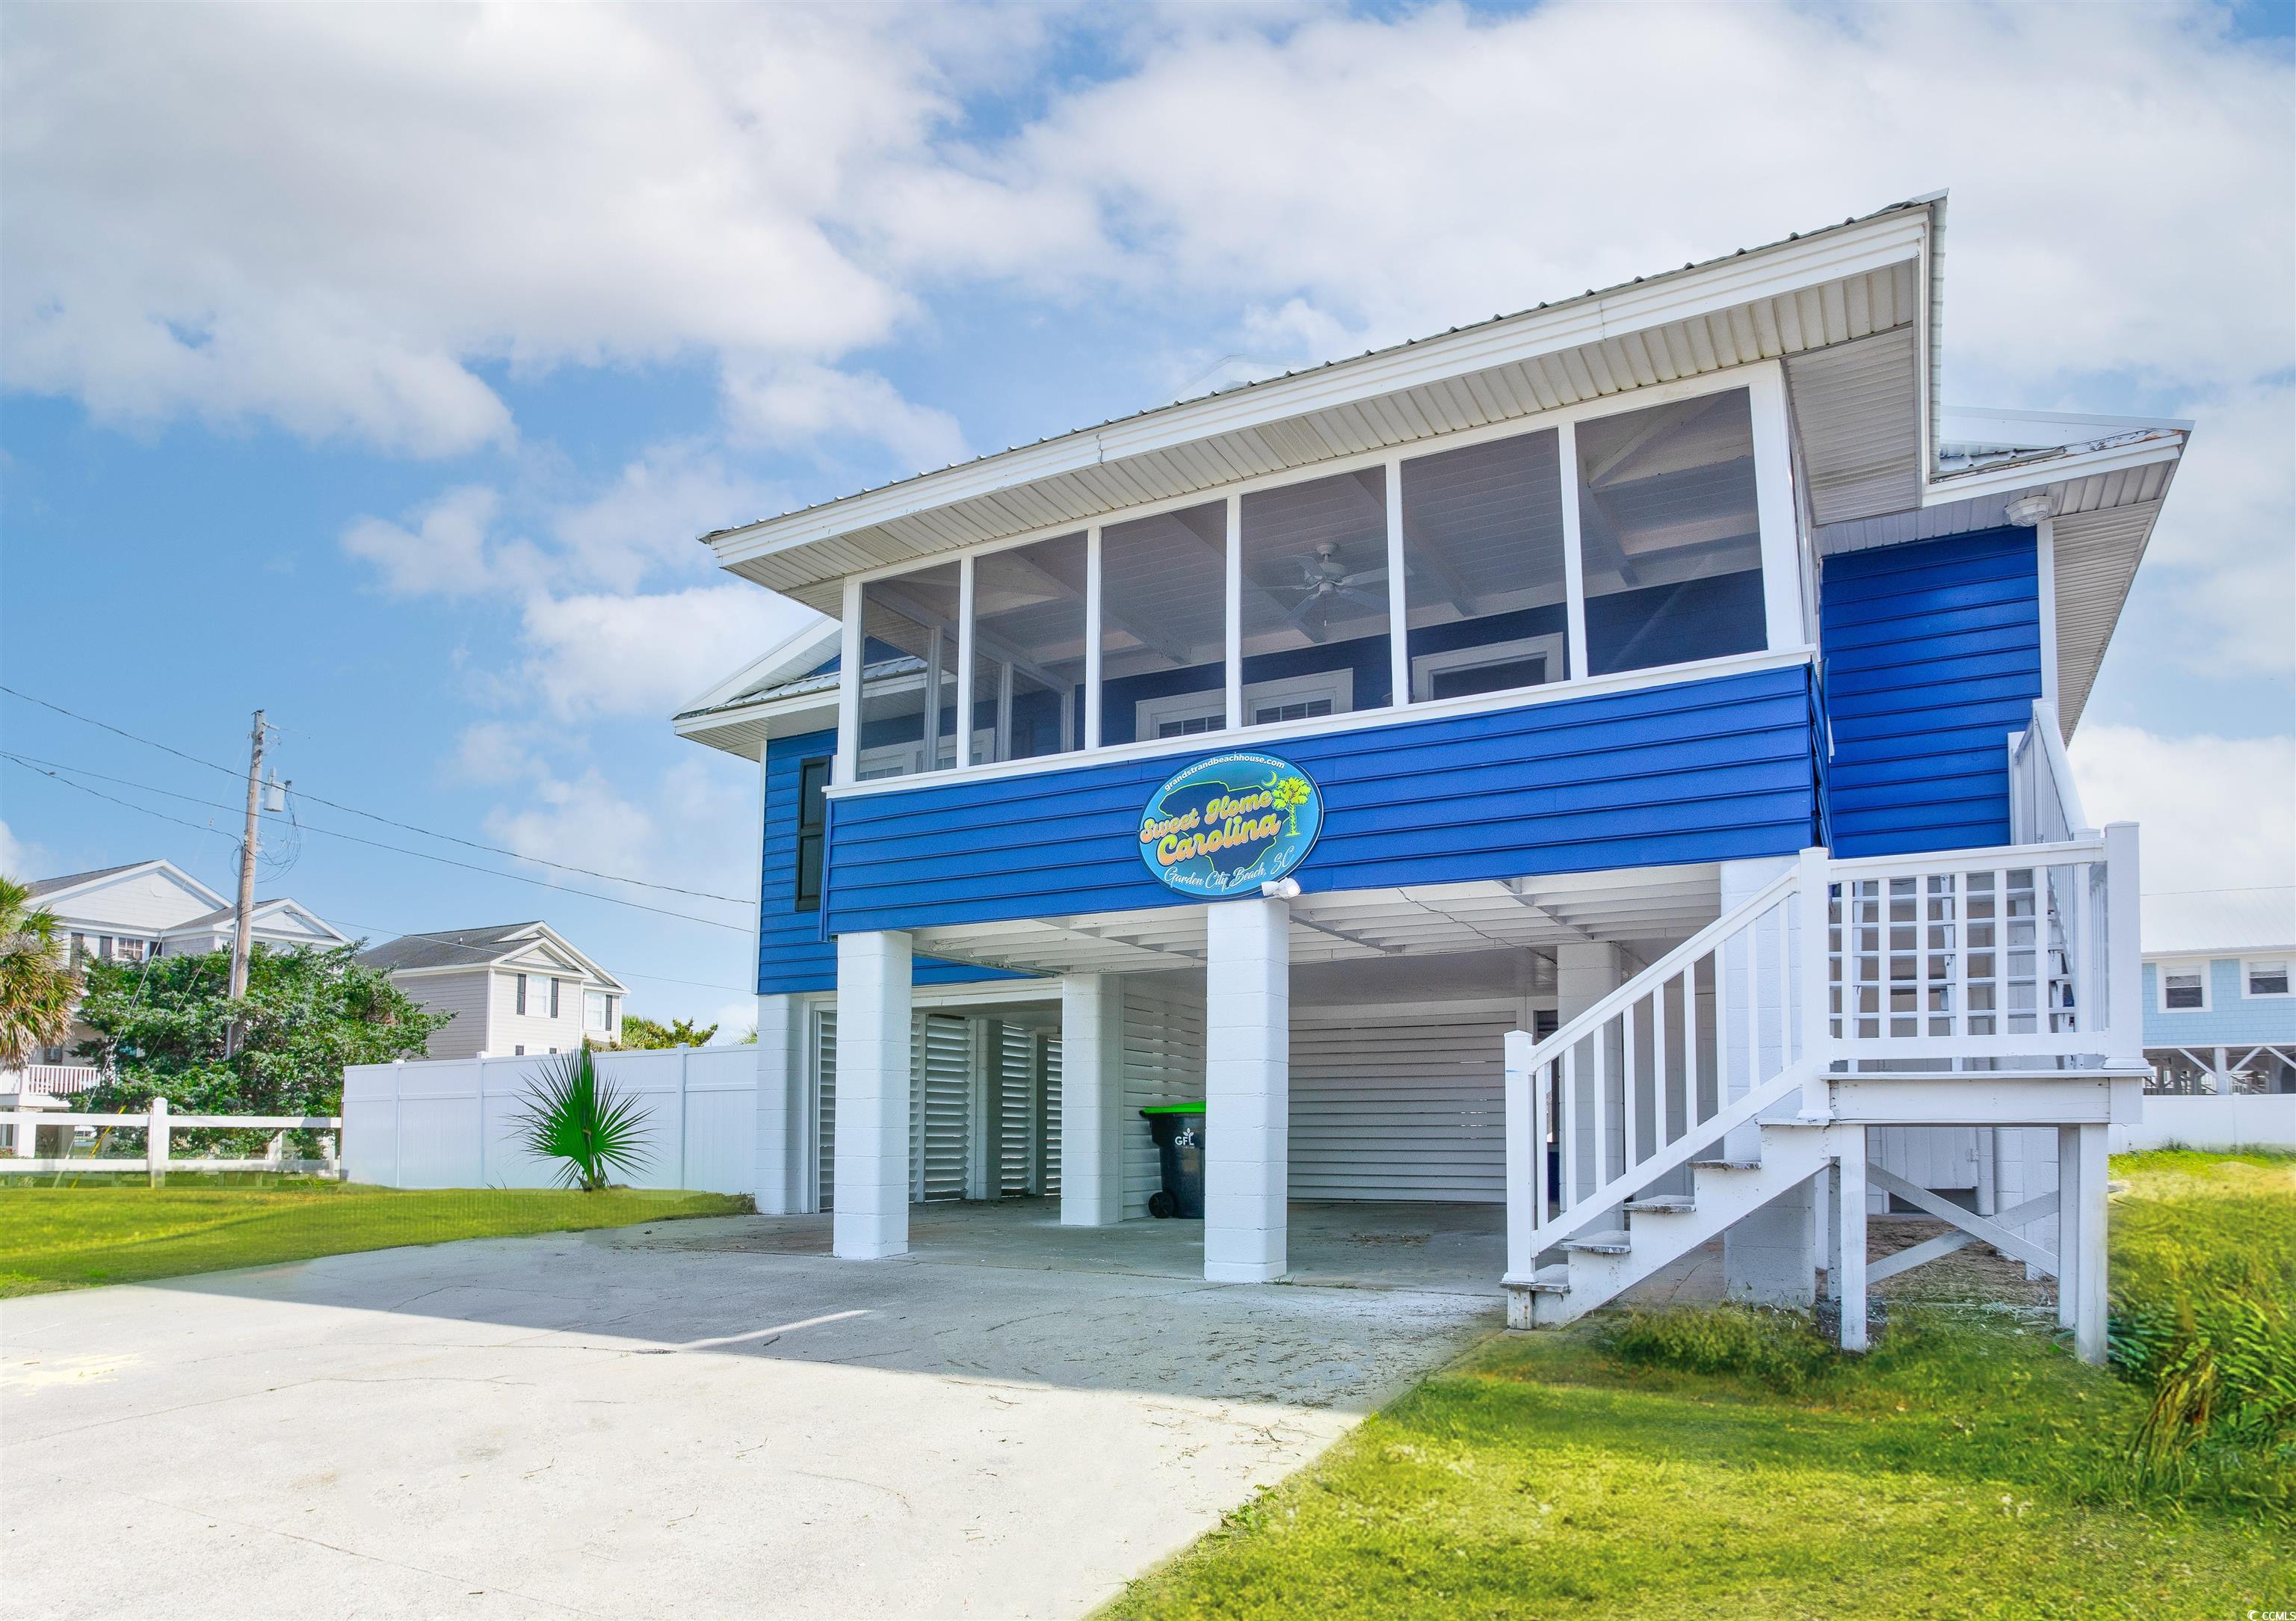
[148,1096,170,1187]
[678,1047,691,1191]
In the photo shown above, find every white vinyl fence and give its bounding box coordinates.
[342,1049,756,1194]
[2111,1093,2296,1154]
[0,1099,342,1177]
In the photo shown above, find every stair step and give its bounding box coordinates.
[1566,1230,1632,1256]
[1626,1196,1696,1214]
[1525,1265,1571,1294]
[1691,1158,1762,1171]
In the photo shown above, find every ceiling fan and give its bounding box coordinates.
[1276,543,1387,637]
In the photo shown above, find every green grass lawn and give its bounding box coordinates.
[1104,1152,2296,1620]
[0,1175,752,1297]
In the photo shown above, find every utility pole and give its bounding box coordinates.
[228,709,266,1002]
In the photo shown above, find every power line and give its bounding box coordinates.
[4,753,750,935]
[0,684,750,905]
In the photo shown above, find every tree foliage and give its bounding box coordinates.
[612,1014,717,1049]
[0,875,81,1066]
[72,943,447,1117]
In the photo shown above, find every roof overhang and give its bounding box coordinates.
[704,199,1942,614]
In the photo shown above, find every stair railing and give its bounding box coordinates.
[1502,866,1811,1281]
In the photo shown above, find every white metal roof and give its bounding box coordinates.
[2144,887,2296,959]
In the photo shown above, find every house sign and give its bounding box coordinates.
[1138,752,1322,899]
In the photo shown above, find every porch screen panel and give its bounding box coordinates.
[999,1023,1051,1195]
[1574,387,1765,676]
[813,1009,836,1213]
[1398,427,1570,700]
[859,563,961,779]
[1288,1003,1515,1202]
[1238,468,1391,724]
[1121,978,1206,1219]
[1098,501,1230,746]
[972,533,1087,764]
[917,1013,971,1202]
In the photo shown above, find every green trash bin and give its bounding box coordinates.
[1140,1101,1206,1219]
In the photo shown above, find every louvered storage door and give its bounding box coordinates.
[813,1010,836,1213]
[999,1025,1037,1195]
[1040,1037,1061,1196]
[917,1014,972,1202]
[1289,1006,1516,1202]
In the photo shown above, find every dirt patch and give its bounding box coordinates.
[1866,1215,2055,1308]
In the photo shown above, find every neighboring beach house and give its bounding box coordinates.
[2140,886,2296,1098]
[11,860,349,1082]
[673,193,2185,1360]
[357,923,627,1059]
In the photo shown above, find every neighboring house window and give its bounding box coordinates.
[2247,960,2292,998]
[516,972,528,1015]
[549,977,562,1018]
[795,757,830,913]
[514,1045,525,1056]
[2159,965,2209,1011]
[70,933,90,966]
[585,990,609,1032]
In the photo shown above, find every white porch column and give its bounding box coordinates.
[833,930,911,1259]
[1205,898,1289,1283]
[1836,1127,1868,1351]
[1060,973,1124,1226]
[753,993,808,1214]
[2073,1123,2110,1365]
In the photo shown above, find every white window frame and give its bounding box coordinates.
[515,972,528,1016]
[2241,957,2292,999]
[831,363,1808,797]
[1410,633,1568,703]
[2155,960,2212,1013]
[584,989,610,1033]
[1138,670,1354,741]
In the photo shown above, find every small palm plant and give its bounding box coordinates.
[0,875,81,1069]
[511,1043,649,1191]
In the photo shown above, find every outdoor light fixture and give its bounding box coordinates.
[1260,877,1300,900]
[2003,493,2056,526]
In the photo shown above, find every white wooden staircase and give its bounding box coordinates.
[1500,782,2146,1359]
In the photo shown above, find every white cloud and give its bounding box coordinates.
[517,584,812,720]
[546,443,783,594]
[721,359,969,471]
[1,3,960,457]
[1,819,55,879]
[2069,724,2296,898]
[341,486,506,598]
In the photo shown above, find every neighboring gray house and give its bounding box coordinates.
[357,922,627,1059]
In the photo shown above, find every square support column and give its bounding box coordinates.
[1060,974,1124,1226]
[1205,898,1289,1283]
[2059,1123,2110,1364]
[833,930,912,1259]
[753,992,807,1214]
[1836,1128,1868,1351]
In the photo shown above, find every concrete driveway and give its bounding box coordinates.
[2,1205,1499,1620]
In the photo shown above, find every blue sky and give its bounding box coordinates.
[4,2,2291,1036]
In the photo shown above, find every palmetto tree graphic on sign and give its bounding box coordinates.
[1268,772,1312,836]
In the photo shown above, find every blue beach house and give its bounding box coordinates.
[674,194,2187,1359]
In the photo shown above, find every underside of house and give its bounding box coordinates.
[676,194,2185,1359]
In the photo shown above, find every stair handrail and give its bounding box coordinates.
[1504,1055,1812,1281]
[2009,698,2096,845]
[1520,863,1803,1076]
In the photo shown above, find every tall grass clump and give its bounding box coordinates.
[2107,1150,2296,1518]
[1602,1302,1840,1392]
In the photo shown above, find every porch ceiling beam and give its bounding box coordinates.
[1037,918,1206,964]
[1503,882,1602,945]
[1337,466,1475,618]
[1287,912,1402,957]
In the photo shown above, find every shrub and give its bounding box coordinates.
[1600,1303,1839,1391]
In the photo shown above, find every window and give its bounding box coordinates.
[549,977,561,1018]
[971,532,1087,764]
[1098,501,1229,746]
[514,1044,525,1056]
[2158,964,2209,1012]
[1575,387,1765,676]
[2247,960,2291,998]
[1411,634,1567,703]
[585,990,611,1032]
[859,562,962,779]
[1237,468,1390,727]
[70,933,89,967]
[1139,672,1351,741]
[1400,426,1570,698]
[515,972,528,1016]
[794,756,830,912]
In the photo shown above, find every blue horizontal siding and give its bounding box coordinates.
[824,664,1821,936]
[758,729,1020,995]
[1821,529,2042,858]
